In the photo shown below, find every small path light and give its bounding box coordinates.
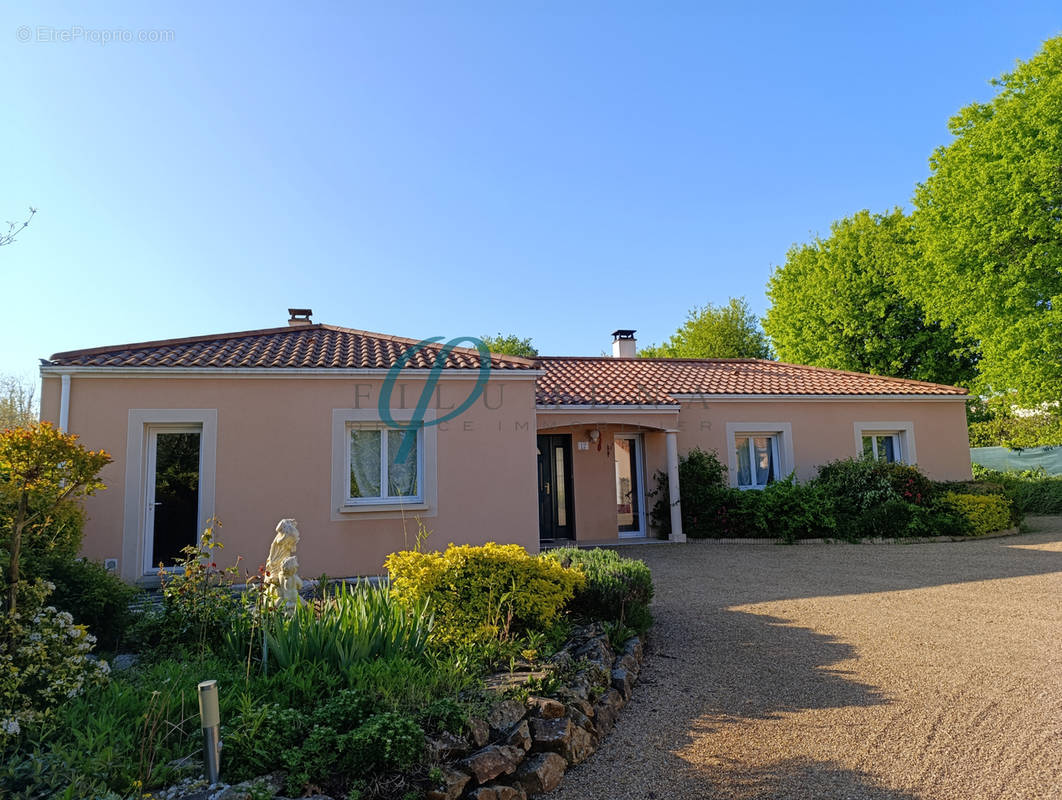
[198,679,221,784]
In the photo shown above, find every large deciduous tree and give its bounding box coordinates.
[764,209,978,385]
[640,297,771,359]
[902,36,1062,405]
[479,333,539,359]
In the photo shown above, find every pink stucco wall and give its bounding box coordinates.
[40,374,539,580]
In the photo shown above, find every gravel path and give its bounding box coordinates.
[549,517,1062,800]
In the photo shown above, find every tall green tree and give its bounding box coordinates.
[640,297,771,359]
[479,333,538,359]
[764,209,977,385]
[901,36,1062,405]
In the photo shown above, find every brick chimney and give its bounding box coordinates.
[612,329,637,358]
[287,308,313,327]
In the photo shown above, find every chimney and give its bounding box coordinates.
[611,329,637,358]
[287,308,313,327]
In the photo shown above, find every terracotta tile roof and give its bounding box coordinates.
[47,325,537,370]
[533,357,968,405]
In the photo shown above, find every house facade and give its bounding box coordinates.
[38,313,972,582]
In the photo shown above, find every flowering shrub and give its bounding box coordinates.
[0,580,110,739]
[386,542,584,643]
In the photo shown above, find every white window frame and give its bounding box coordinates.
[331,408,438,518]
[853,422,915,465]
[725,422,794,490]
[346,424,424,505]
[123,409,217,583]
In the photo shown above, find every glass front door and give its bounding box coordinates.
[538,434,574,542]
[144,427,202,572]
[615,434,646,538]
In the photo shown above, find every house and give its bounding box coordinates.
[38,311,972,582]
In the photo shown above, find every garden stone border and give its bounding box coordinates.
[425,622,646,800]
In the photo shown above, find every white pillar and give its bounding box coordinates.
[665,430,685,542]
[59,374,71,432]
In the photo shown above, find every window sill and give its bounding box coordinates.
[339,501,429,514]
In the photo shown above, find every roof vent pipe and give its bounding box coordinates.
[287,308,313,327]
[612,329,637,358]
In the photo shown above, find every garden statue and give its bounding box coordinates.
[265,518,302,609]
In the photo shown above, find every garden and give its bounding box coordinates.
[0,424,654,800]
[650,448,1031,542]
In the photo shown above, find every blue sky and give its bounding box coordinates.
[3,1,1060,377]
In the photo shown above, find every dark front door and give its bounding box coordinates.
[538,434,574,542]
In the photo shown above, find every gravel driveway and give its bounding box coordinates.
[549,517,1062,800]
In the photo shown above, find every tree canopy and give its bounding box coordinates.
[639,297,771,359]
[900,36,1062,405]
[0,375,38,430]
[764,209,978,385]
[479,333,539,359]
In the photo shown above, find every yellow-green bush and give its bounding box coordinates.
[941,492,1013,536]
[385,543,584,643]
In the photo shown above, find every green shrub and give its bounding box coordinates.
[542,548,654,631]
[41,557,139,652]
[650,448,734,538]
[386,542,584,643]
[941,492,1013,536]
[760,476,836,543]
[348,712,424,773]
[812,458,900,511]
[0,580,111,741]
[966,466,1062,515]
[262,582,432,672]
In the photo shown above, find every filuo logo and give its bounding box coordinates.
[380,336,492,461]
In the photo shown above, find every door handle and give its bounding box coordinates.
[544,481,551,495]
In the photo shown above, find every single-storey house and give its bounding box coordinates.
[38,310,972,583]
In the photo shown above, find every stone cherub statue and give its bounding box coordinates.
[265,518,303,610]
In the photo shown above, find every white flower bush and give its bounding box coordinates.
[1,584,110,741]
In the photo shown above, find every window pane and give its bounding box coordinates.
[350,429,381,498]
[879,435,896,463]
[862,435,875,459]
[754,436,774,486]
[387,430,419,497]
[735,436,752,486]
[615,438,639,531]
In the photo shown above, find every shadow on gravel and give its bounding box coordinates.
[684,757,923,799]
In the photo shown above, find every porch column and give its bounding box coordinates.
[665,430,685,542]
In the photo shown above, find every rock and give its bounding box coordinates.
[468,717,490,747]
[562,724,597,765]
[527,696,566,719]
[505,719,532,751]
[217,773,284,800]
[427,730,471,760]
[622,635,644,663]
[529,716,572,752]
[513,752,567,794]
[460,744,525,784]
[572,637,612,669]
[592,688,625,736]
[488,699,526,736]
[614,652,640,676]
[425,766,472,800]
[112,653,139,671]
[481,785,527,800]
[567,706,595,733]
[611,667,634,700]
[567,697,594,718]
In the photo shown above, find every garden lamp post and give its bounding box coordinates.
[198,680,221,784]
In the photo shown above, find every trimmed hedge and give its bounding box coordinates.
[651,449,1015,541]
[385,542,584,643]
[941,492,1013,536]
[542,547,654,632]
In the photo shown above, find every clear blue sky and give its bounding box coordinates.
[3,1,1060,378]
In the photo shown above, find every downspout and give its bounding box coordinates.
[59,374,71,432]
[665,430,685,542]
